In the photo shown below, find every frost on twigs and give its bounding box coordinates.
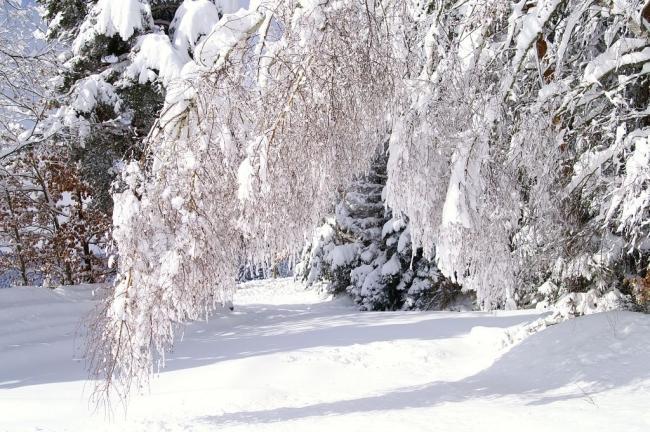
[387,0,650,310]
[92,0,400,401]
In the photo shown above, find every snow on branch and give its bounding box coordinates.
[93,0,401,401]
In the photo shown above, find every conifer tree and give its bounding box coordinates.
[298,149,463,311]
[11,0,240,285]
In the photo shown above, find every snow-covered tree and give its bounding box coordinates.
[1,0,246,287]
[387,0,650,309]
[91,0,402,399]
[296,151,387,297]
[0,0,52,153]
[298,149,464,311]
[1,149,112,286]
[0,0,90,286]
[90,0,650,399]
[32,1,243,266]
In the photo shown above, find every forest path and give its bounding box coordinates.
[1,278,650,431]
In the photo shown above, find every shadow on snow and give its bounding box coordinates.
[192,310,650,426]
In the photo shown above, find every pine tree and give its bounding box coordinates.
[298,149,464,311]
[39,0,166,211]
[14,0,239,285]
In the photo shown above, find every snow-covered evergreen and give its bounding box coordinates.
[298,150,465,311]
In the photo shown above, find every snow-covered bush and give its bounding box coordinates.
[347,216,465,311]
[298,221,363,295]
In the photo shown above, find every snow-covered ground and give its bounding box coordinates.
[1,279,649,432]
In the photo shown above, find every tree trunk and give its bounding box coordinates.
[4,189,29,285]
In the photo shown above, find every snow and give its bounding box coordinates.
[381,254,401,276]
[127,33,189,85]
[194,8,263,68]
[608,135,650,234]
[73,0,152,53]
[95,0,149,40]
[329,244,359,269]
[112,189,141,231]
[68,75,122,115]
[56,74,124,142]
[553,289,627,317]
[237,156,255,201]
[513,0,563,68]
[381,218,406,238]
[218,0,247,14]
[500,0,564,93]
[1,279,650,431]
[0,285,107,391]
[171,0,223,54]
[396,226,411,254]
[583,38,650,83]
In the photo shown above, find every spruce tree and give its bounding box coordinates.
[40,0,166,211]
[298,148,463,311]
[22,0,236,284]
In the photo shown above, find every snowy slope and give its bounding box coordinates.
[1,279,649,431]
